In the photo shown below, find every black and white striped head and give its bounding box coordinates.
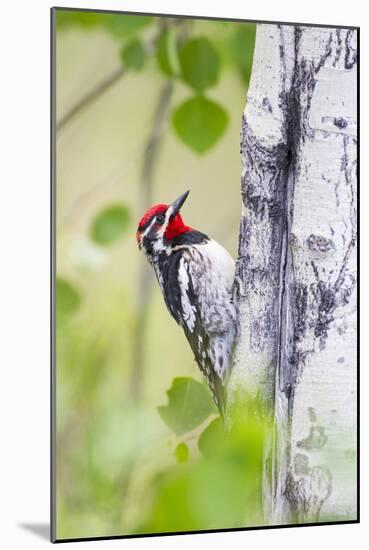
[136,191,191,257]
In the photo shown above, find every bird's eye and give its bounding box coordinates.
[156,214,165,224]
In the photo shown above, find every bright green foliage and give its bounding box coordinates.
[104,14,153,38]
[56,10,106,29]
[120,39,145,70]
[158,377,215,436]
[174,442,190,464]
[178,37,220,91]
[56,278,81,317]
[156,29,180,77]
[56,12,257,156]
[56,11,259,539]
[198,417,224,458]
[56,10,153,37]
[90,204,131,245]
[172,96,229,154]
[139,414,269,533]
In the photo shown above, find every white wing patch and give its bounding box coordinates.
[178,258,197,332]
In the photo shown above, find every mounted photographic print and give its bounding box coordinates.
[51,7,358,543]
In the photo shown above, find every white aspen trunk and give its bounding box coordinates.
[229,24,357,525]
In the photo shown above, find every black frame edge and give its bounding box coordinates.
[54,519,359,544]
[52,5,359,31]
[356,25,360,525]
[50,6,57,544]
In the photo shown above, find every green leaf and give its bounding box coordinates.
[198,417,224,458]
[56,11,153,37]
[120,39,145,70]
[90,204,131,246]
[158,377,215,436]
[156,30,180,77]
[56,10,107,29]
[172,96,229,154]
[174,442,189,464]
[104,14,153,37]
[231,24,256,84]
[56,278,81,317]
[178,37,220,91]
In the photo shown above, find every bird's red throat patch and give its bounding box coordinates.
[164,213,192,240]
[137,204,192,241]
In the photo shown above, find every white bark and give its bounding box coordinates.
[230,24,357,524]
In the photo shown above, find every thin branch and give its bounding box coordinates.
[57,141,146,231]
[56,18,189,133]
[130,81,174,401]
[57,66,125,131]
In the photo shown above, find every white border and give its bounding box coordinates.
[1,1,366,548]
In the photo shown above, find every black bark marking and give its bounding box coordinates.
[333,117,348,129]
[286,33,357,352]
[297,426,328,450]
[313,281,337,345]
[237,116,290,364]
[333,29,342,67]
[344,29,357,69]
[237,25,356,521]
[285,464,332,522]
[262,96,273,113]
[306,234,335,253]
[314,32,333,74]
[287,28,317,167]
[311,260,319,281]
[294,283,308,342]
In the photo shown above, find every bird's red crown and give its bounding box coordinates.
[137,203,192,242]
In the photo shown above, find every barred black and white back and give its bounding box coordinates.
[155,234,236,413]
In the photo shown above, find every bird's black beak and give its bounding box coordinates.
[170,190,190,217]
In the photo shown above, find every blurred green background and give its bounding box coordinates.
[55,9,258,540]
